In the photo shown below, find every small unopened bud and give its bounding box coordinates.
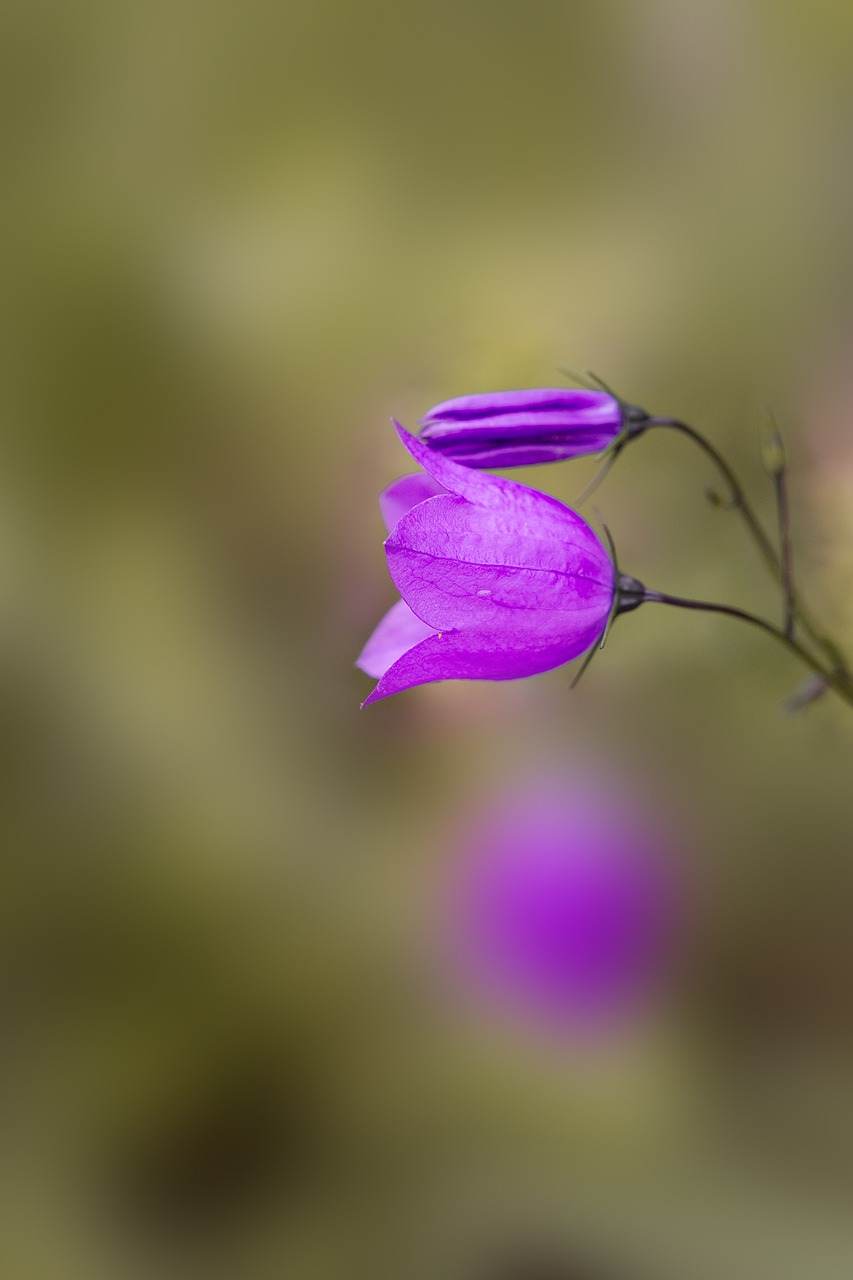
[759,409,786,476]
[704,484,735,510]
[418,387,638,469]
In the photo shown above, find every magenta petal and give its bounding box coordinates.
[386,494,613,641]
[389,545,611,654]
[391,493,612,580]
[356,598,437,679]
[362,625,599,705]
[378,472,446,534]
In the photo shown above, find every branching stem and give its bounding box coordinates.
[645,417,848,676]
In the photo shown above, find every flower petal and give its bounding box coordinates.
[386,493,613,641]
[390,492,612,579]
[362,625,598,705]
[378,472,446,534]
[356,598,437,679]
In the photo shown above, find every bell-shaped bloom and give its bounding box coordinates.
[357,422,615,705]
[445,775,683,1031]
[419,387,647,468]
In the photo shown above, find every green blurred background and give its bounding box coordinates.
[3,1,853,1276]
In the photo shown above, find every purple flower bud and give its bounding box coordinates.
[357,423,615,705]
[419,388,647,468]
[446,776,683,1031]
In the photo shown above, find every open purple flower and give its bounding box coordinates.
[357,422,617,705]
[419,387,648,468]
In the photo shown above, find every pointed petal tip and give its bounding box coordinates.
[390,414,522,505]
[391,418,426,467]
[360,684,384,708]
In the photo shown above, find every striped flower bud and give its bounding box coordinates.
[418,388,647,468]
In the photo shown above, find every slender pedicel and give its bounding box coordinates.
[642,589,853,708]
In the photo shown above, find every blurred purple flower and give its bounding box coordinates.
[419,388,648,468]
[357,423,615,706]
[448,778,681,1029]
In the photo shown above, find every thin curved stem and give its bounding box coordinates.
[643,589,853,708]
[645,417,848,675]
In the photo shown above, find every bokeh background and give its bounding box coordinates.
[3,1,853,1276]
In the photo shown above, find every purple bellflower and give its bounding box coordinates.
[357,423,625,706]
[446,776,682,1030]
[418,387,649,468]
